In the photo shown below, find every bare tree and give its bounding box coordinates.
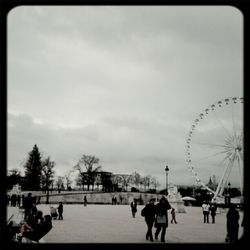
[131,171,141,190]
[123,175,134,191]
[74,155,102,191]
[41,157,55,193]
[151,177,160,190]
[141,175,151,191]
[55,176,64,193]
[64,170,73,191]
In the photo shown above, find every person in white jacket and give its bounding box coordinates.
[202,202,210,223]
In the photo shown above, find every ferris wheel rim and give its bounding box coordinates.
[185,96,244,196]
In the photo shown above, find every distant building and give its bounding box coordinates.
[207,175,217,191]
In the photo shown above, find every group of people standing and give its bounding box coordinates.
[141,196,172,243]
[23,193,39,221]
[7,193,40,210]
[7,192,53,243]
[15,210,53,242]
[201,201,217,223]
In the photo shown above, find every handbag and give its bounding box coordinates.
[156,214,166,224]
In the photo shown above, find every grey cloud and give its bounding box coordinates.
[7,6,243,188]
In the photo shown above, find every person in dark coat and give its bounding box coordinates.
[57,202,63,220]
[210,203,217,223]
[130,199,137,218]
[83,196,87,207]
[7,194,11,206]
[154,196,171,243]
[17,195,21,207]
[31,202,38,217]
[226,204,240,243]
[21,195,25,208]
[141,198,156,242]
[11,194,17,207]
[27,210,44,229]
[170,208,177,224]
[24,193,33,221]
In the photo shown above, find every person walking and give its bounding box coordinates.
[141,198,156,242]
[83,195,87,207]
[202,201,210,223]
[210,202,217,223]
[226,204,240,243]
[11,194,17,207]
[170,207,177,224]
[119,195,123,204]
[57,202,63,220]
[154,196,171,243]
[17,195,21,207]
[130,199,137,218]
[24,193,33,221]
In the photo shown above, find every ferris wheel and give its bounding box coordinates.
[185,97,244,202]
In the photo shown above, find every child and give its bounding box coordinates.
[16,222,33,242]
[50,206,58,219]
[19,215,53,242]
[171,207,177,224]
[57,202,63,220]
[16,210,43,242]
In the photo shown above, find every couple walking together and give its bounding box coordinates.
[141,196,171,243]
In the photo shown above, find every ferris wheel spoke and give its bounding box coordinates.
[216,157,235,197]
[236,150,243,194]
[238,131,244,146]
[212,111,232,138]
[218,162,234,197]
[191,141,229,148]
[191,149,230,164]
[231,102,238,139]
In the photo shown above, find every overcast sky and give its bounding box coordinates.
[7,6,243,189]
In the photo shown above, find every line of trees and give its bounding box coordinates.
[7,144,160,193]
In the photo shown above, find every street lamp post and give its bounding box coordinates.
[165,165,169,195]
[225,182,231,207]
[228,182,231,195]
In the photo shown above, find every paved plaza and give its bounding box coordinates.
[7,204,244,244]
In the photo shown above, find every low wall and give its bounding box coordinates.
[39,192,161,205]
[37,192,186,212]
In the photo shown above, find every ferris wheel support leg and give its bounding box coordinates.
[212,161,233,201]
[237,151,243,195]
[218,160,235,197]
[212,166,228,201]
